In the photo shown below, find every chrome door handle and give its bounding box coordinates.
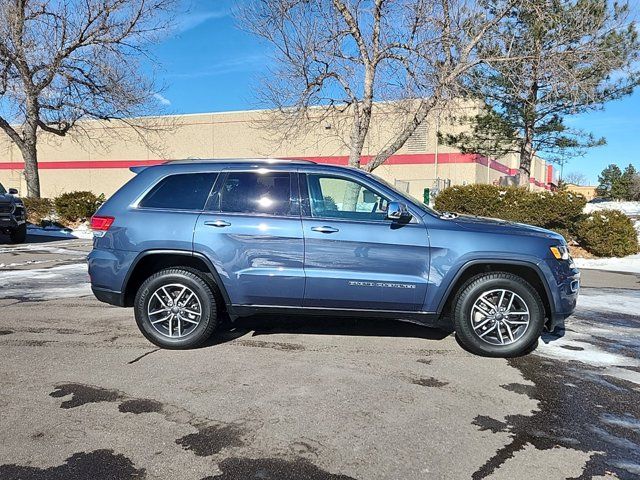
[311,226,339,234]
[204,220,231,227]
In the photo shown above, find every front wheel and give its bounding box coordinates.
[452,272,545,357]
[134,268,218,349]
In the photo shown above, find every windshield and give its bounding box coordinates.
[0,182,6,195]
[363,172,441,216]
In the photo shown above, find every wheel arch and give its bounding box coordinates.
[438,260,553,322]
[122,250,231,309]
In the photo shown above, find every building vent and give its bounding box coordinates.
[405,124,428,153]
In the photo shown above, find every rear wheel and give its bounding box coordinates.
[9,224,26,244]
[452,272,545,357]
[134,268,218,349]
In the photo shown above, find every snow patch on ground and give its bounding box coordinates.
[0,259,51,269]
[574,254,640,274]
[27,223,93,240]
[575,287,640,315]
[600,413,640,433]
[0,263,91,300]
[538,332,637,368]
[537,288,640,384]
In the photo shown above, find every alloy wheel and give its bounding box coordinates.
[470,288,530,346]
[147,283,202,338]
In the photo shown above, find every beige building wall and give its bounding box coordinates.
[0,104,554,199]
[566,184,597,200]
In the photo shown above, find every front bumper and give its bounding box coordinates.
[0,215,21,231]
[542,258,580,331]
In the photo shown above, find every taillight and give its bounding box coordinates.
[90,215,115,231]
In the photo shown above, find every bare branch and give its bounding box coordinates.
[0,0,176,196]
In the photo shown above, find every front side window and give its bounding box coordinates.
[139,173,217,210]
[306,174,389,221]
[219,171,293,216]
[0,183,6,195]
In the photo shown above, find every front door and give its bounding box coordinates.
[194,169,305,307]
[300,172,430,311]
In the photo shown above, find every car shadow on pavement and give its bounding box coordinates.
[206,315,451,347]
[0,233,75,245]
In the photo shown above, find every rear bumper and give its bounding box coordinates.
[92,286,126,307]
[87,247,137,295]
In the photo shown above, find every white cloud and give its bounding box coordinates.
[154,93,172,106]
[173,9,229,34]
[166,54,265,79]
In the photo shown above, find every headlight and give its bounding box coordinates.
[550,245,570,261]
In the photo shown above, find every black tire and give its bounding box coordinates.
[9,224,27,244]
[452,272,545,357]
[134,268,218,349]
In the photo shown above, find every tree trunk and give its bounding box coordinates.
[22,96,41,198]
[345,137,364,210]
[20,140,41,198]
[517,137,533,188]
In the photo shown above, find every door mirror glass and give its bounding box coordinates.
[8,188,18,195]
[386,202,411,221]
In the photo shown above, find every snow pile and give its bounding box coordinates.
[27,223,93,240]
[584,201,640,216]
[574,254,640,274]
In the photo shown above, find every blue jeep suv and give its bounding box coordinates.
[88,159,579,357]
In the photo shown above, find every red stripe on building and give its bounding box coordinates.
[290,153,520,175]
[0,159,165,170]
[0,153,550,187]
[292,152,492,166]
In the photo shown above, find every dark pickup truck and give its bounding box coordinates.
[0,182,27,244]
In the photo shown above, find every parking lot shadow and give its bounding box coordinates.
[208,315,451,346]
[0,233,79,245]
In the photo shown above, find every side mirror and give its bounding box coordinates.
[386,201,411,221]
[8,188,18,195]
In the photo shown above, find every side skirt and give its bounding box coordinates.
[228,305,446,328]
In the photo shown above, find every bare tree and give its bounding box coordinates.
[0,0,175,198]
[238,0,524,173]
[563,172,588,186]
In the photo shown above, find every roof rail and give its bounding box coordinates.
[163,158,316,165]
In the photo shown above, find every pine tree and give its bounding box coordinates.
[619,164,639,200]
[444,0,639,186]
[596,164,623,200]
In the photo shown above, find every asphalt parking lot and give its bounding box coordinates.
[1,236,639,479]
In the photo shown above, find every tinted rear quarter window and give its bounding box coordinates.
[139,173,217,210]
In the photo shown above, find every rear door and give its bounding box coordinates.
[193,168,305,307]
[300,171,430,311]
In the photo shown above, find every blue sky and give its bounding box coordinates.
[150,1,639,185]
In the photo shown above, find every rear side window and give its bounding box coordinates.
[139,173,217,210]
[219,172,293,216]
